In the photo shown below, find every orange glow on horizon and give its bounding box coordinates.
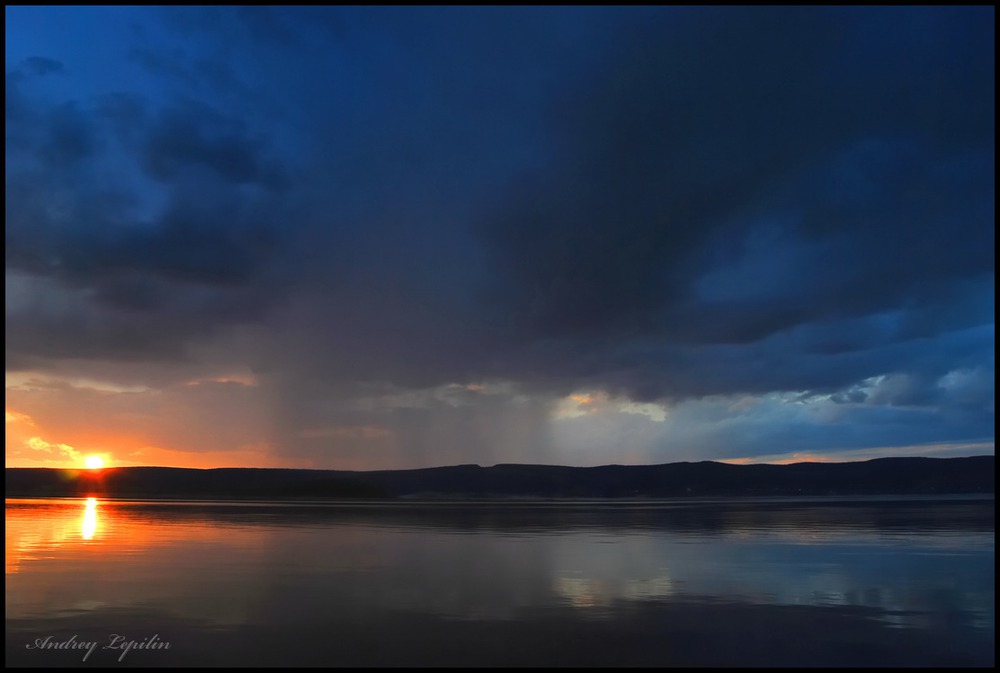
[719,454,832,466]
[6,425,292,469]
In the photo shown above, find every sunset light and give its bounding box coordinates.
[84,455,105,470]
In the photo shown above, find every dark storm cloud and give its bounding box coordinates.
[499,9,988,307]
[472,6,993,402]
[484,8,851,333]
[4,6,993,465]
[142,100,287,188]
[23,56,64,76]
[5,55,290,368]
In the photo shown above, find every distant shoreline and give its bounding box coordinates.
[6,456,994,501]
[5,494,995,507]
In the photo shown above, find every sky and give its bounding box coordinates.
[5,6,994,470]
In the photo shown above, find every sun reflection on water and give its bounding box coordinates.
[82,497,99,540]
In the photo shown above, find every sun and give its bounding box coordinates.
[84,455,105,470]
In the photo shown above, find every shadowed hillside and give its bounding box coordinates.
[4,467,391,500]
[5,456,994,500]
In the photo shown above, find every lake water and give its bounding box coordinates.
[5,496,994,667]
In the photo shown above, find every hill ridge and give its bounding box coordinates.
[5,455,994,500]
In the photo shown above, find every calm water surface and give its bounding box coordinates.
[5,496,994,667]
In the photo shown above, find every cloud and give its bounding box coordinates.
[5,60,291,370]
[141,100,287,188]
[4,7,993,467]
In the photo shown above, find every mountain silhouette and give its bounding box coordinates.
[5,456,993,500]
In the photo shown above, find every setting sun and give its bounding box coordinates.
[84,455,104,470]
